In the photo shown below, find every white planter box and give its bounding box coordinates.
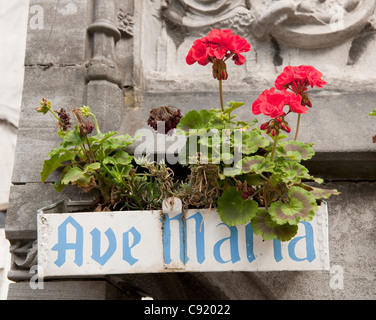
[37,200,329,278]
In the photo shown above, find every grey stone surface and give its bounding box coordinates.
[85,80,124,133]
[25,0,90,66]
[7,280,135,300]
[0,212,5,228]
[6,184,98,240]
[12,66,86,184]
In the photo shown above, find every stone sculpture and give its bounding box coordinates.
[161,0,376,49]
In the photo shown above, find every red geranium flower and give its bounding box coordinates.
[275,65,327,108]
[283,91,308,114]
[186,29,251,80]
[275,65,327,91]
[252,88,304,118]
[186,39,209,66]
[252,88,286,118]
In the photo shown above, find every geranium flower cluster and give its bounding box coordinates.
[275,65,327,108]
[186,29,251,81]
[253,65,327,136]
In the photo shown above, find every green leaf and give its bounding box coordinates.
[275,161,310,183]
[224,101,245,115]
[53,166,70,192]
[235,119,258,128]
[54,180,65,192]
[217,187,258,226]
[61,166,84,185]
[276,140,315,161]
[114,150,132,165]
[269,186,318,225]
[75,174,94,187]
[63,126,85,146]
[241,130,270,155]
[57,129,67,138]
[198,130,221,147]
[245,173,266,186]
[48,144,66,158]
[368,108,376,116]
[241,156,274,174]
[118,164,133,177]
[102,157,115,165]
[101,133,137,153]
[84,162,101,171]
[251,209,298,241]
[89,131,117,145]
[300,184,340,199]
[176,109,215,132]
[40,151,76,183]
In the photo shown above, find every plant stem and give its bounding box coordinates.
[270,132,279,162]
[294,114,301,141]
[48,108,63,124]
[81,143,91,163]
[85,136,96,163]
[219,80,224,112]
[89,112,101,134]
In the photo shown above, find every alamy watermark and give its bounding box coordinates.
[329,265,344,290]
[29,265,44,290]
[29,5,44,30]
[133,125,244,175]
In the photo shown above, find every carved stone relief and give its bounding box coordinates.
[160,0,376,49]
[117,8,134,37]
[8,240,37,281]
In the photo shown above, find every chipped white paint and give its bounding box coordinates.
[37,200,329,278]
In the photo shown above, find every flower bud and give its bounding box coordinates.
[57,108,72,132]
[300,92,312,108]
[260,122,269,130]
[35,97,50,114]
[283,124,291,133]
[80,121,94,136]
[212,59,228,81]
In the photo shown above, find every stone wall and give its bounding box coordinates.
[6,0,376,299]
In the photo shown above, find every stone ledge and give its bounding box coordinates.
[303,152,376,181]
[5,184,98,240]
[7,279,134,300]
[122,90,376,153]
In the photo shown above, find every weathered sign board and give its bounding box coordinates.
[37,200,329,278]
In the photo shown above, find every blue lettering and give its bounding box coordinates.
[186,212,205,264]
[51,216,83,267]
[213,223,240,264]
[90,228,117,266]
[288,222,316,262]
[122,227,141,266]
[162,213,186,264]
[245,223,255,263]
[273,238,283,262]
